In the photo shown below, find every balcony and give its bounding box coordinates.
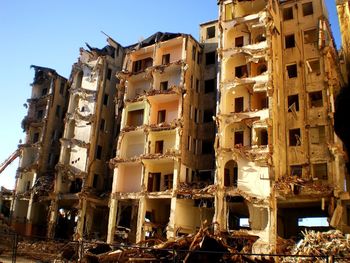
[144,161,174,193]
[222,1,267,26]
[118,130,146,161]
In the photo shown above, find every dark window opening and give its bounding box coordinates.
[307,60,321,74]
[107,68,112,80]
[235,97,244,112]
[204,79,215,93]
[257,64,267,75]
[160,81,168,91]
[304,29,318,44]
[224,161,238,187]
[55,105,61,118]
[195,79,199,93]
[148,173,161,192]
[197,52,202,64]
[37,109,44,119]
[285,34,295,48]
[70,178,82,193]
[289,128,301,146]
[96,145,102,160]
[203,109,214,123]
[257,129,268,146]
[42,88,48,96]
[302,2,313,16]
[93,174,99,188]
[287,64,298,78]
[132,57,153,73]
[157,110,166,123]
[164,174,173,190]
[155,140,164,154]
[202,140,214,154]
[205,51,216,65]
[291,165,302,177]
[162,54,170,65]
[207,26,215,39]
[283,7,293,20]
[310,126,326,144]
[127,109,144,126]
[103,94,109,106]
[309,91,323,107]
[59,83,65,95]
[313,163,328,180]
[288,94,299,112]
[255,34,266,43]
[33,132,39,143]
[235,65,248,78]
[234,131,244,146]
[192,46,196,61]
[235,36,244,47]
[100,119,105,131]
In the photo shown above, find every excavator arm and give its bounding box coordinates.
[0,149,20,174]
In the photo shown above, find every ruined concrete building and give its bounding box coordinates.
[107,30,217,243]
[336,0,350,82]
[48,39,125,240]
[12,66,69,236]
[2,0,350,255]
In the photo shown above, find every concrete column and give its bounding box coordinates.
[25,192,35,236]
[107,198,118,244]
[167,197,177,239]
[75,198,87,240]
[47,199,58,239]
[135,197,145,243]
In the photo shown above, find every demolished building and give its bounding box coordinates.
[107,30,218,243]
[48,39,125,240]
[11,65,69,236]
[1,0,350,257]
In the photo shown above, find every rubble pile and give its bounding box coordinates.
[86,226,276,263]
[281,230,350,263]
[275,176,333,196]
[32,176,54,196]
[16,240,77,262]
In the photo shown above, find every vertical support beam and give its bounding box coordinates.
[47,198,58,239]
[75,198,87,240]
[107,198,118,244]
[167,196,177,239]
[135,197,145,243]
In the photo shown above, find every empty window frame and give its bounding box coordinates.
[287,64,298,78]
[257,129,268,146]
[204,79,215,93]
[202,140,214,154]
[205,51,216,65]
[289,128,301,146]
[157,110,166,123]
[235,65,248,78]
[302,2,314,16]
[235,97,244,112]
[59,82,65,95]
[306,59,321,74]
[206,26,215,39]
[41,87,48,96]
[290,165,302,177]
[155,140,164,154]
[203,109,214,123]
[55,105,61,118]
[127,109,144,126]
[234,131,244,146]
[148,173,161,192]
[132,58,153,73]
[192,46,196,61]
[283,7,293,20]
[162,54,170,65]
[285,34,295,48]
[309,91,323,107]
[235,36,244,47]
[312,163,328,180]
[310,126,326,144]
[93,174,99,188]
[304,28,318,44]
[288,94,299,112]
[195,79,200,93]
[96,145,102,160]
[160,81,168,91]
[33,132,39,143]
[37,109,44,119]
[100,118,106,131]
[107,68,112,80]
[103,94,109,106]
[164,174,173,190]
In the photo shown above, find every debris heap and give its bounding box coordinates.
[281,230,350,263]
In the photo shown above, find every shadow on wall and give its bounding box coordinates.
[334,82,350,171]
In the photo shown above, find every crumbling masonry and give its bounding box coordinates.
[1,0,350,255]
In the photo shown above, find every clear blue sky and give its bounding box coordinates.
[0,1,341,189]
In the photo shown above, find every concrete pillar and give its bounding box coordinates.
[135,197,145,243]
[47,199,58,239]
[107,198,118,244]
[75,199,87,240]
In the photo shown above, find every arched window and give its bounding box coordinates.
[224,160,238,187]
